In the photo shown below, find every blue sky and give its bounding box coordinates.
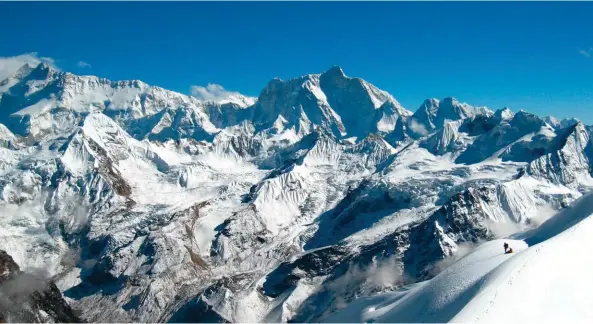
[1,1,593,122]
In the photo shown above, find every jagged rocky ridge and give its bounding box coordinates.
[0,63,591,322]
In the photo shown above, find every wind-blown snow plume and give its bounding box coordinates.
[190,83,235,101]
[190,83,256,106]
[77,61,91,68]
[328,257,403,293]
[429,242,480,276]
[408,118,429,136]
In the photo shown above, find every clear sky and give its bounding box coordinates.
[1,1,593,122]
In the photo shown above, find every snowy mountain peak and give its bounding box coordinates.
[441,96,457,104]
[495,107,514,120]
[414,98,441,124]
[510,110,545,128]
[251,67,411,139]
[215,94,257,107]
[0,64,36,93]
[404,96,486,139]
[29,61,58,80]
[15,62,35,74]
[438,97,476,121]
[424,97,440,106]
[17,62,52,81]
[322,65,346,78]
[36,61,52,70]
[1,63,34,83]
[543,115,580,130]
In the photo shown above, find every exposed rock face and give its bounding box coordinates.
[0,250,81,323]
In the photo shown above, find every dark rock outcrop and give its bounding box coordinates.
[0,250,81,323]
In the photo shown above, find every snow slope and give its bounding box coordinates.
[327,193,593,323]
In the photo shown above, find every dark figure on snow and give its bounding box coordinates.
[503,242,509,253]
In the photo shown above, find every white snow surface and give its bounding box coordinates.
[327,193,593,323]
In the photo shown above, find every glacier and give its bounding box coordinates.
[0,63,591,322]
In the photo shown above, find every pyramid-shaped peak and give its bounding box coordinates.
[15,63,34,75]
[0,63,34,85]
[27,61,57,80]
[35,62,53,71]
[511,110,543,127]
[322,65,346,78]
[414,98,440,116]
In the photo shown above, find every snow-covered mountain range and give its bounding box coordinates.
[0,63,591,322]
